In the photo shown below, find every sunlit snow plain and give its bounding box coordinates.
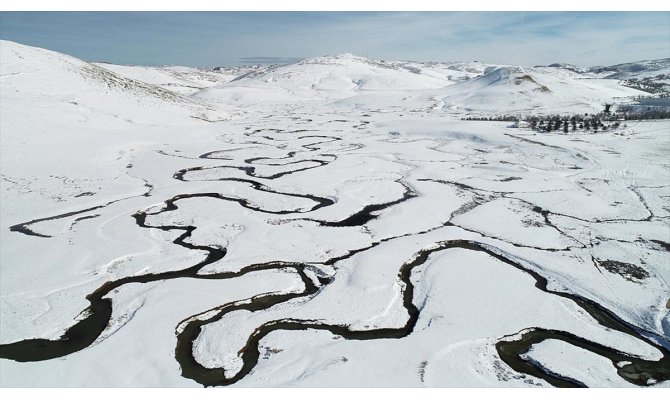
[0,41,669,387]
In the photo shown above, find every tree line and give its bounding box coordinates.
[463,107,670,133]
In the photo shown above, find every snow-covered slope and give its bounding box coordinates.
[193,53,652,114]
[379,60,490,84]
[588,58,670,80]
[93,63,267,95]
[194,53,456,103]
[540,63,587,74]
[0,40,231,122]
[437,65,647,115]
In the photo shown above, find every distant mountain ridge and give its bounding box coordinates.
[3,40,667,117]
[539,58,670,80]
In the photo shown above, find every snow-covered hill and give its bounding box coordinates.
[0,40,232,123]
[437,65,647,115]
[588,58,670,80]
[194,53,457,103]
[93,63,270,96]
[190,52,657,115]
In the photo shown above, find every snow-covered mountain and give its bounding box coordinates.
[540,62,587,74]
[187,52,659,114]
[93,63,269,96]
[0,40,232,124]
[48,46,663,115]
[587,58,670,79]
[193,53,458,103]
[437,65,646,114]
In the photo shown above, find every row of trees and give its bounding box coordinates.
[527,115,621,133]
[621,77,670,95]
[462,113,623,133]
[462,115,518,122]
[464,106,670,133]
[616,105,670,120]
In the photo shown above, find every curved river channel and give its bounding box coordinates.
[2,133,669,387]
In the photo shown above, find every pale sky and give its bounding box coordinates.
[1,12,668,67]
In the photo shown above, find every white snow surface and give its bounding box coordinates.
[1,40,669,388]
[93,63,262,95]
[437,65,646,115]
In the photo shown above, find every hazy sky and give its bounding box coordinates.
[0,12,668,67]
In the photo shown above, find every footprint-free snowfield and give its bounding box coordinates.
[1,41,669,387]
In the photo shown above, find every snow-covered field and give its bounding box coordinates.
[1,40,669,388]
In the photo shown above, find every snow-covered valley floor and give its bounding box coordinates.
[1,41,669,387]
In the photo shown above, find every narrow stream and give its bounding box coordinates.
[171,239,670,387]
